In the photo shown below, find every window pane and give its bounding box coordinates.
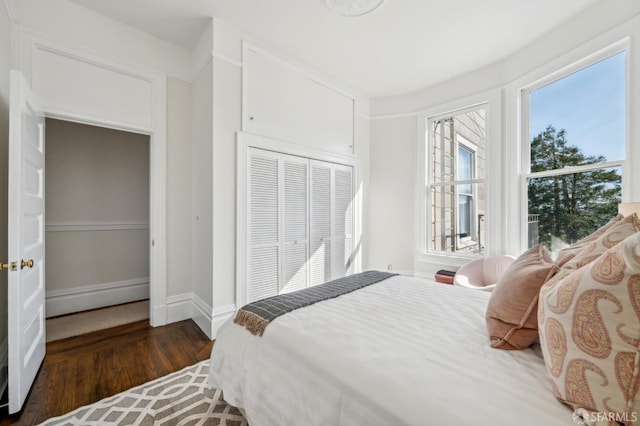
[457,146,473,181]
[530,52,626,170]
[458,195,472,237]
[527,167,621,256]
[430,107,486,183]
[431,183,485,255]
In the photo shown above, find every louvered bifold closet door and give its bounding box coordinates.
[281,156,309,293]
[247,149,280,302]
[309,161,333,286]
[332,164,354,279]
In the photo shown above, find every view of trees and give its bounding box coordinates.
[528,125,621,247]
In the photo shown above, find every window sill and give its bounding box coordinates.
[415,251,479,269]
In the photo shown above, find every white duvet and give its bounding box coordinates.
[209,275,574,425]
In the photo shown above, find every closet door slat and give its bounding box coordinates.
[282,158,309,293]
[333,166,353,279]
[247,151,280,302]
[310,162,333,286]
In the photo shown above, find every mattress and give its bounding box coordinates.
[209,274,574,425]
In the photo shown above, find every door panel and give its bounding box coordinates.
[7,70,46,414]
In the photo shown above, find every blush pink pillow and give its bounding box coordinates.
[486,244,558,350]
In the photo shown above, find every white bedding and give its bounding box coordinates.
[209,275,574,425]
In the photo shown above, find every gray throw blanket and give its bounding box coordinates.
[234,270,398,336]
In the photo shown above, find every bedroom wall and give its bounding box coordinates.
[44,119,150,316]
[0,0,13,395]
[369,116,416,275]
[166,77,193,298]
[368,0,640,278]
[199,18,371,337]
[212,54,241,315]
[190,57,214,333]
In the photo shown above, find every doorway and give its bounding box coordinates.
[43,118,150,340]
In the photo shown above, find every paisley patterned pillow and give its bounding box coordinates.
[538,231,640,419]
[560,213,640,271]
[555,214,623,267]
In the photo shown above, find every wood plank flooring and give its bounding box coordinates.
[0,319,214,425]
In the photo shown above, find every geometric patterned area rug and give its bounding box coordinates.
[38,361,248,426]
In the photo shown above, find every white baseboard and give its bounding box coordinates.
[46,278,150,317]
[165,293,236,340]
[0,338,7,398]
[191,293,213,339]
[166,293,192,323]
[212,304,236,338]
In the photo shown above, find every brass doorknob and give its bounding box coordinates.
[20,259,34,269]
[0,263,8,271]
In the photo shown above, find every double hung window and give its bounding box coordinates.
[522,50,626,256]
[426,106,487,255]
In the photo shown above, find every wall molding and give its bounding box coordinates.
[212,49,242,68]
[191,293,213,339]
[212,304,236,338]
[166,293,192,324]
[165,292,236,340]
[191,51,213,83]
[46,277,149,318]
[369,111,419,121]
[45,221,150,232]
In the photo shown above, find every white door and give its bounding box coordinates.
[7,70,46,414]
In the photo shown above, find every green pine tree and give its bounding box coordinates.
[528,125,621,247]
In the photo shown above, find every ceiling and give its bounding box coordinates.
[70,0,602,98]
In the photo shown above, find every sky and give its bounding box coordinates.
[529,51,626,162]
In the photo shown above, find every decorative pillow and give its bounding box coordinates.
[555,214,624,267]
[538,232,640,419]
[485,244,558,350]
[560,213,640,271]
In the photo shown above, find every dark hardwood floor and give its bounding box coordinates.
[0,319,214,425]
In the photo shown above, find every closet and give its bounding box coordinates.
[45,119,150,320]
[246,147,354,303]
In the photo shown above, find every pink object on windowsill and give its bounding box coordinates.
[453,255,517,292]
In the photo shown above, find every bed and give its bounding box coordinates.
[208,274,574,425]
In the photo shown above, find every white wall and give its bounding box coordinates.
[6,0,191,82]
[368,0,640,278]
[0,0,13,394]
[44,119,150,316]
[368,116,416,274]
[190,58,213,318]
[166,77,193,297]
[212,57,241,309]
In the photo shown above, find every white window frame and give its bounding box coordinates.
[513,39,629,253]
[416,89,502,268]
